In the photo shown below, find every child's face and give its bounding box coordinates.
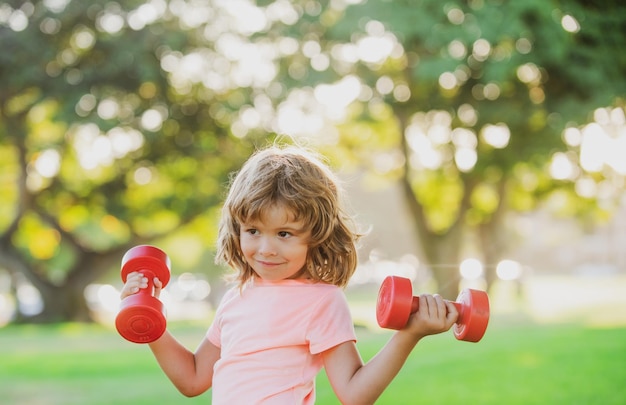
[239,205,311,281]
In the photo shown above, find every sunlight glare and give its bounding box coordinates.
[593,107,612,125]
[439,72,457,90]
[141,108,166,132]
[515,37,532,54]
[375,76,394,95]
[72,125,112,170]
[72,27,95,50]
[455,148,477,172]
[483,83,500,100]
[17,282,43,316]
[516,63,541,84]
[33,149,61,178]
[451,127,477,149]
[575,177,596,198]
[314,75,361,119]
[457,104,478,126]
[561,14,580,33]
[448,40,467,59]
[224,0,267,35]
[234,45,277,87]
[481,123,510,148]
[97,98,120,120]
[97,284,121,312]
[215,34,277,88]
[608,136,626,175]
[6,9,28,32]
[446,7,464,25]
[175,52,208,84]
[133,166,153,185]
[274,89,326,137]
[562,127,582,147]
[266,0,299,25]
[171,0,213,29]
[496,260,523,280]
[428,124,451,145]
[128,0,166,30]
[239,106,262,128]
[406,126,442,170]
[579,123,608,172]
[97,11,125,34]
[278,36,299,55]
[460,258,483,280]
[393,84,410,102]
[357,34,395,64]
[43,0,70,13]
[71,123,144,170]
[549,152,577,180]
[108,127,144,158]
[609,107,625,125]
[331,43,359,63]
[472,38,491,61]
[302,40,321,58]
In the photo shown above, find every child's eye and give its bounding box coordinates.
[244,228,258,235]
[277,231,291,238]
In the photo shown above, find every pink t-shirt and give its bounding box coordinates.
[206,278,357,405]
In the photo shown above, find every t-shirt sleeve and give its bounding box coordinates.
[206,319,221,348]
[306,288,357,354]
[206,287,238,348]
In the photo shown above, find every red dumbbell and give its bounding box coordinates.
[376,276,490,342]
[115,245,171,344]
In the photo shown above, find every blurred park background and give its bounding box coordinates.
[1,0,625,404]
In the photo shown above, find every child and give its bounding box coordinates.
[121,145,458,404]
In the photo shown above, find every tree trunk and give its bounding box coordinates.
[0,238,132,323]
[421,228,464,300]
[398,171,466,299]
[395,107,474,299]
[477,178,508,292]
[16,281,92,323]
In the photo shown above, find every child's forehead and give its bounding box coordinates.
[243,203,303,226]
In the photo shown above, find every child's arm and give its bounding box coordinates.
[322,294,457,405]
[121,272,220,397]
[148,330,220,397]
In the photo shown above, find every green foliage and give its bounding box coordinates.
[311,0,626,294]
[0,144,19,228]
[0,0,255,321]
[467,182,501,224]
[1,0,625,321]
[413,171,464,233]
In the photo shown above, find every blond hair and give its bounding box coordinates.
[215,146,360,288]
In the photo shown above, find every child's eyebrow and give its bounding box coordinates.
[279,225,306,233]
[241,220,307,234]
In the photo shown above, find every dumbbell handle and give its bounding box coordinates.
[409,297,464,321]
[135,269,158,297]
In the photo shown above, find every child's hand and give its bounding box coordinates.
[120,271,164,300]
[404,294,458,339]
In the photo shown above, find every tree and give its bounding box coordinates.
[238,0,626,298]
[326,0,626,297]
[0,0,258,322]
[2,0,624,322]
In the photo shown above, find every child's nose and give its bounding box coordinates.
[258,237,277,256]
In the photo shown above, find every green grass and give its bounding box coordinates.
[1,316,625,404]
